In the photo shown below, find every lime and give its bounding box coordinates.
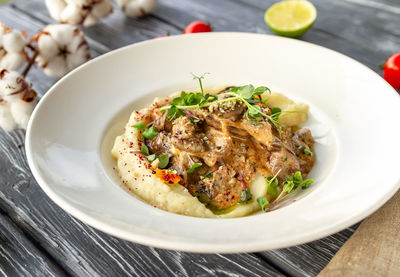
[265,0,317,38]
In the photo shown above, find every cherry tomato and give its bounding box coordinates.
[183,21,212,34]
[383,53,400,89]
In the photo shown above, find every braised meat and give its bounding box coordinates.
[145,88,315,211]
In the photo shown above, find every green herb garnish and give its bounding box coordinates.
[142,126,158,139]
[157,154,169,169]
[147,154,156,162]
[302,147,313,156]
[257,197,269,211]
[133,121,146,130]
[277,171,314,200]
[141,145,149,155]
[239,188,252,203]
[159,75,282,132]
[266,169,281,198]
[187,163,202,174]
[204,172,213,178]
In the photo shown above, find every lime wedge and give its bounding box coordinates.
[265,0,317,38]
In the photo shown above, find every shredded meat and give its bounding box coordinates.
[198,165,242,209]
[145,89,315,210]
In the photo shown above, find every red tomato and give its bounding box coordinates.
[183,21,212,34]
[383,53,400,89]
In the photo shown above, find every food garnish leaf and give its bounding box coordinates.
[237,84,255,99]
[271,107,281,115]
[142,126,159,139]
[133,121,146,130]
[266,176,279,197]
[141,145,149,155]
[147,154,156,162]
[302,147,313,156]
[187,162,202,174]
[257,197,269,211]
[204,172,213,178]
[239,188,252,203]
[158,154,170,169]
[254,86,270,95]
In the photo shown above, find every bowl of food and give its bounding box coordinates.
[26,32,400,253]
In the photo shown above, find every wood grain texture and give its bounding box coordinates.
[319,190,400,277]
[0,213,65,277]
[258,225,360,277]
[0,0,399,276]
[0,129,283,276]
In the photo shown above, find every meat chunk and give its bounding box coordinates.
[293,128,314,148]
[198,165,242,209]
[153,111,172,132]
[171,137,207,154]
[146,132,172,154]
[172,116,196,139]
[240,119,275,149]
[292,128,315,175]
[205,127,233,155]
[268,148,300,180]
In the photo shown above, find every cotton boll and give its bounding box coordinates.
[10,98,36,129]
[116,0,157,18]
[43,55,69,78]
[0,70,37,131]
[35,24,90,78]
[0,101,16,131]
[0,52,26,72]
[2,30,26,52]
[45,0,66,22]
[45,0,113,27]
[83,0,113,27]
[37,34,58,61]
[0,70,23,101]
[60,2,85,25]
[46,24,75,47]
[0,24,27,71]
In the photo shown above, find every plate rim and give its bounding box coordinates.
[25,32,400,253]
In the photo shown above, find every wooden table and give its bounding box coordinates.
[0,0,399,276]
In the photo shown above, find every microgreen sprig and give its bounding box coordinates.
[160,80,283,132]
[274,171,314,204]
[259,170,314,212]
[187,162,202,174]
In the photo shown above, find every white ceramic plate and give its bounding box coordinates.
[26,33,400,253]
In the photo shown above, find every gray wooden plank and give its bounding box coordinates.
[153,0,399,73]
[258,225,359,277]
[234,0,400,60]
[0,129,283,277]
[0,213,65,277]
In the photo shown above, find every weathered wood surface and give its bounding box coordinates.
[0,0,399,276]
[0,213,65,276]
[319,190,400,277]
